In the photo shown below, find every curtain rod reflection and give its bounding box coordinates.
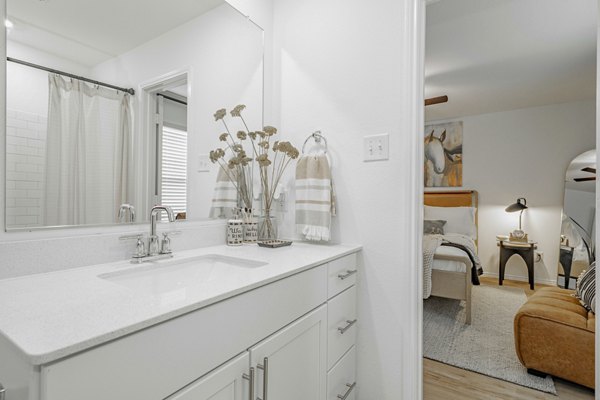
[157,92,187,106]
[7,57,136,96]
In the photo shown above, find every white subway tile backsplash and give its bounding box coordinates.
[16,163,38,173]
[16,181,38,190]
[15,216,38,225]
[6,109,47,228]
[27,190,42,199]
[7,118,27,129]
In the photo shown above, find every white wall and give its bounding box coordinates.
[427,100,596,284]
[272,0,422,398]
[564,187,596,235]
[92,3,263,221]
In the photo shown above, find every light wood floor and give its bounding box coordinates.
[423,277,595,400]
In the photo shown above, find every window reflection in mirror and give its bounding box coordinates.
[5,0,264,230]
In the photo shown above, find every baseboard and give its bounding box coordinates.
[482,272,557,287]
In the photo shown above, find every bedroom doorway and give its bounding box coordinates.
[421,1,598,398]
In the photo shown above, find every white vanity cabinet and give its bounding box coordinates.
[167,306,328,400]
[0,250,360,400]
[326,254,358,400]
[250,306,328,400]
[167,353,251,400]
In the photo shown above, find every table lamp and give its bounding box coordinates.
[506,197,528,242]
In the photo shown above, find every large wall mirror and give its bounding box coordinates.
[5,0,264,230]
[557,149,596,289]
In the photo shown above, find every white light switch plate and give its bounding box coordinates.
[363,133,389,161]
[198,154,210,172]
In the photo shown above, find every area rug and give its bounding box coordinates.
[423,285,556,394]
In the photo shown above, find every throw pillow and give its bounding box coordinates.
[575,262,595,314]
[424,220,446,235]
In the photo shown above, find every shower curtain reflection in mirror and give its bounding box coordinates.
[44,74,132,226]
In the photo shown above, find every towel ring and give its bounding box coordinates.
[302,130,328,154]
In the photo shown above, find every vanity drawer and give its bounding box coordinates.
[327,286,357,369]
[327,346,356,400]
[327,253,358,298]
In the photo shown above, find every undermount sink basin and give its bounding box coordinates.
[99,255,268,301]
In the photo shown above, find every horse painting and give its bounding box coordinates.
[424,122,463,187]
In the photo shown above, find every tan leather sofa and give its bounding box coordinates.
[514,287,595,389]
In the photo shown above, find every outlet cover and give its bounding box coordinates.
[363,133,389,161]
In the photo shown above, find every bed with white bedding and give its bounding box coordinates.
[424,191,479,324]
[433,246,469,272]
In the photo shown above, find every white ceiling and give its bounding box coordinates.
[425,0,597,121]
[7,0,224,67]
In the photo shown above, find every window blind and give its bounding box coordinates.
[161,125,187,216]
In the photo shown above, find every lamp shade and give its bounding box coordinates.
[505,198,528,213]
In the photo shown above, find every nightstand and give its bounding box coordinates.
[498,239,538,290]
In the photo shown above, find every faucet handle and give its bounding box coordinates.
[161,232,172,254]
[119,234,147,258]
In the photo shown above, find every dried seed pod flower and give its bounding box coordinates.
[237,131,247,140]
[214,109,227,121]
[263,126,277,136]
[230,104,246,117]
[258,141,269,149]
[256,154,271,167]
[219,133,229,142]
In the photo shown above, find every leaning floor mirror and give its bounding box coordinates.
[558,149,596,289]
[5,0,264,231]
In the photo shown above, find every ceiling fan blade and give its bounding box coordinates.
[425,95,448,106]
[582,167,596,174]
[574,177,596,182]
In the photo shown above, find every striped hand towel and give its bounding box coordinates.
[208,168,238,219]
[295,154,335,241]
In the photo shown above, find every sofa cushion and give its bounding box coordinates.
[575,262,595,313]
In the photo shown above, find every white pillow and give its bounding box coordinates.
[424,205,477,239]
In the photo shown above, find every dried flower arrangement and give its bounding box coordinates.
[209,105,299,239]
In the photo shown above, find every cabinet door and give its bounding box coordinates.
[167,353,250,400]
[250,306,327,400]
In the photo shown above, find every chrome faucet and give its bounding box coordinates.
[119,205,179,263]
[149,205,175,255]
[118,203,136,223]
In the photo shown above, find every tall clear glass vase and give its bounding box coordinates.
[258,209,277,241]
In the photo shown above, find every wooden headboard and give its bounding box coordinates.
[424,190,479,246]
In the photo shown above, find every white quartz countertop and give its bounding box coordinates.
[0,242,361,365]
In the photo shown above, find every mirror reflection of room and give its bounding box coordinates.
[559,150,596,289]
[422,0,596,399]
[5,0,263,230]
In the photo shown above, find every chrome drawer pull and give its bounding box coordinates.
[257,357,269,400]
[337,270,357,280]
[242,367,255,400]
[337,319,358,334]
[337,382,356,400]
[0,382,5,400]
